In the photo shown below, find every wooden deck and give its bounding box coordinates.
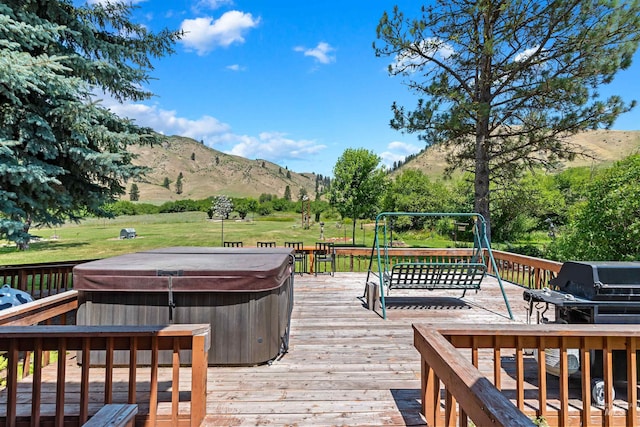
[203,272,526,426]
[3,272,531,426]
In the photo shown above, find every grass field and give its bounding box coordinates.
[0,212,484,265]
[0,212,362,265]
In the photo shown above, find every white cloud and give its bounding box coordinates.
[514,45,540,62]
[180,11,260,55]
[226,64,246,71]
[229,132,326,161]
[94,94,326,164]
[392,38,454,73]
[294,42,336,64]
[105,101,232,144]
[380,141,422,168]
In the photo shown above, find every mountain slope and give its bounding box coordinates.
[127,136,318,203]
[396,129,640,178]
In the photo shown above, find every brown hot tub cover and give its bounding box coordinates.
[73,247,294,292]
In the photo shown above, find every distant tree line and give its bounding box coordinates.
[101,151,640,262]
[390,150,424,172]
[106,192,334,222]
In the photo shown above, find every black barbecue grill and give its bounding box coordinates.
[524,261,640,324]
[524,261,640,405]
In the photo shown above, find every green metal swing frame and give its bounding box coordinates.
[366,212,514,320]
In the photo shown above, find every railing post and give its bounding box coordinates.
[421,356,438,425]
[191,332,208,426]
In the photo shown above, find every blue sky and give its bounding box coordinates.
[89,0,640,177]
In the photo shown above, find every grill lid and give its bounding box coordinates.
[549,261,640,301]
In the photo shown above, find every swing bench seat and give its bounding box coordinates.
[385,262,487,294]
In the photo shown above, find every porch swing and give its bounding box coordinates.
[364,212,514,320]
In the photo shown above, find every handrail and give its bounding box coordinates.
[414,323,640,427]
[0,324,210,426]
[414,325,534,426]
[0,290,78,326]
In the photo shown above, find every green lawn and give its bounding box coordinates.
[0,212,484,265]
[0,212,359,264]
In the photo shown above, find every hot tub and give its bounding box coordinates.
[74,247,294,366]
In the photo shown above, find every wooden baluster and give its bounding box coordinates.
[493,346,501,390]
[516,336,525,411]
[537,337,547,420]
[172,338,181,425]
[128,336,138,404]
[603,337,614,427]
[422,358,438,425]
[55,338,67,427]
[445,389,456,426]
[22,351,31,379]
[80,337,91,424]
[31,339,43,427]
[627,337,638,427]
[149,336,159,426]
[559,338,569,427]
[43,318,51,368]
[460,410,468,427]
[18,269,27,293]
[7,340,19,427]
[471,336,479,368]
[105,336,114,404]
[581,339,591,427]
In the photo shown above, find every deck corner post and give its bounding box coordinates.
[190,332,209,426]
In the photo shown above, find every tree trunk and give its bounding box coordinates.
[17,218,32,251]
[474,132,491,242]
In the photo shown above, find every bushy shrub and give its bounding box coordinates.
[256,202,273,216]
[547,154,640,261]
[506,244,544,258]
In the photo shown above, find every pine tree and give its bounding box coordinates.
[0,1,179,247]
[129,183,140,201]
[176,172,184,195]
[284,186,291,201]
[376,0,640,239]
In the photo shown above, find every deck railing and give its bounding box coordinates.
[0,324,210,427]
[489,250,562,289]
[0,291,210,426]
[414,323,640,427]
[332,247,562,289]
[0,260,91,298]
[0,249,562,301]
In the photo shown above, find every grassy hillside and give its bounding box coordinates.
[396,129,640,178]
[127,136,318,203]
